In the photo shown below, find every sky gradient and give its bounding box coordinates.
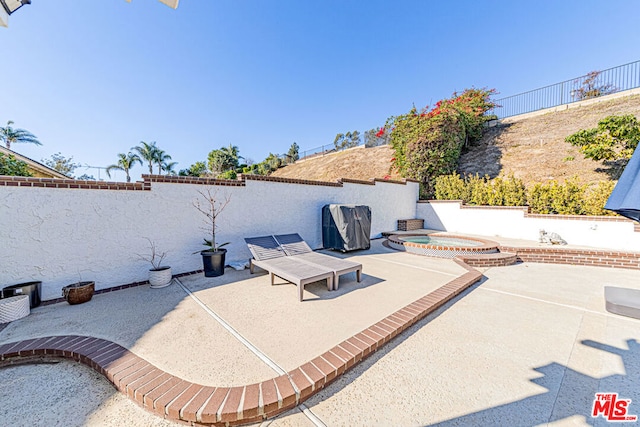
[3,0,640,181]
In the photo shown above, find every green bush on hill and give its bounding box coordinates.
[386,88,496,198]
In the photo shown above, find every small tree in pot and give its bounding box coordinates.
[138,238,172,288]
[193,188,231,277]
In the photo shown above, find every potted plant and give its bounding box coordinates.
[193,188,231,277]
[138,239,172,288]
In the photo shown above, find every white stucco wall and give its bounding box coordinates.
[417,201,640,251]
[0,178,418,300]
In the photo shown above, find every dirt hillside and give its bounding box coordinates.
[272,145,402,182]
[272,94,640,185]
[458,94,640,185]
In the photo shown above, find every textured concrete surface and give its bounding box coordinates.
[1,246,639,426]
[181,244,466,371]
[277,263,640,426]
[0,360,182,427]
[0,281,277,386]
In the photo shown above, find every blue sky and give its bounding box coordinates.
[3,0,640,181]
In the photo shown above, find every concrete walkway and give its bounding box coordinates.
[1,239,639,426]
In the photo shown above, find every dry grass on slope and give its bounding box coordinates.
[458,94,640,186]
[271,145,401,182]
[271,94,640,186]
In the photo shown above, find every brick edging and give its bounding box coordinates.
[499,246,640,270]
[40,269,205,306]
[0,267,482,426]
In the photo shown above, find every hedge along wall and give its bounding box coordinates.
[0,175,419,301]
[418,200,640,251]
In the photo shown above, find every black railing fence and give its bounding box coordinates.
[490,60,640,119]
[297,144,339,161]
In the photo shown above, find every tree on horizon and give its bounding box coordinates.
[106,152,142,182]
[132,141,158,175]
[0,120,42,150]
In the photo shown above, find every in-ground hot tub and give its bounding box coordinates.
[387,233,499,258]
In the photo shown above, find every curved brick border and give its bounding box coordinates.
[0,263,482,426]
[387,233,500,258]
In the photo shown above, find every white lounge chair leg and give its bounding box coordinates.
[270,272,274,285]
[250,260,254,274]
[332,274,339,291]
[328,276,333,292]
[356,269,362,282]
[299,283,304,302]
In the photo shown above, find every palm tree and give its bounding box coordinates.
[106,152,142,182]
[0,120,42,150]
[132,141,158,175]
[154,149,172,174]
[220,144,243,170]
[162,161,178,175]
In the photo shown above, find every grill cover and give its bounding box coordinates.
[322,204,371,252]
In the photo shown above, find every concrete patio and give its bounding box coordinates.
[1,238,639,426]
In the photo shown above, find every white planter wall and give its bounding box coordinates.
[0,178,418,300]
[418,201,640,251]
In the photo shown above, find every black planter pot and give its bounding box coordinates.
[201,249,227,277]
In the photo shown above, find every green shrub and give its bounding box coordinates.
[217,169,237,180]
[583,181,617,216]
[526,182,553,214]
[389,88,496,197]
[434,173,615,216]
[434,173,469,201]
[0,153,32,177]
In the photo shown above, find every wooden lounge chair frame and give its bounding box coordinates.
[245,236,334,301]
[274,233,362,290]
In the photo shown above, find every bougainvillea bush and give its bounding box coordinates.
[385,88,496,198]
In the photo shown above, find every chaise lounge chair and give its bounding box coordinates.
[274,233,362,290]
[244,235,334,301]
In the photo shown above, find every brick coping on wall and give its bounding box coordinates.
[0,174,420,191]
[0,261,482,426]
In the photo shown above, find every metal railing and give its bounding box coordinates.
[297,144,339,161]
[490,60,640,119]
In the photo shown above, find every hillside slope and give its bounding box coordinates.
[458,94,640,185]
[272,94,640,185]
[271,145,402,182]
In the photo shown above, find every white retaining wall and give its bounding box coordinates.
[0,178,418,301]
[418,201,640,251]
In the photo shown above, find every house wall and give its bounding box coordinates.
[0,175,418,301]
[417,200,640,251]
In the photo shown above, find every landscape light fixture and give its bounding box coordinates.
[0,0,31,15]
